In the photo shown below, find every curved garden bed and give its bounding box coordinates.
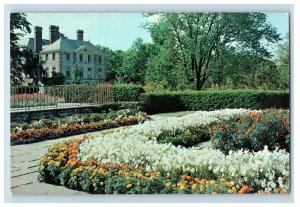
[37,109,290,194]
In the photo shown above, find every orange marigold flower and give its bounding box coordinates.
[194,178,201,183]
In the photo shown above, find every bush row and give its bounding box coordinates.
[47,84,144,104]
[112,84,145,102]
[140,90,289,114]
[10,112,149,145]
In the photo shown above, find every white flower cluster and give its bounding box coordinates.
[78,109,289,192]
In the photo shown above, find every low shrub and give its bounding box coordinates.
[140,90,289,114]
[112,84,145,102]
[156,125,210,147]
[210,109,290,153]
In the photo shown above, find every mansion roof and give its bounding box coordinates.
[40,38,102,54]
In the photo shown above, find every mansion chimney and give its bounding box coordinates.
[34,26,42,53]
[76,30,84,41]
[49,25,60,44]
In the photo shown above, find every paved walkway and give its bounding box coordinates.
[10,131,107,195]
[10,111,210,195]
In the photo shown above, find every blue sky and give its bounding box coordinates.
[23,12,289,52]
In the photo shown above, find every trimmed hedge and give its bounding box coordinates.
[47,84,113,104]
[112,84,145,102]
[47,84,144,103]
[140,90,289,114]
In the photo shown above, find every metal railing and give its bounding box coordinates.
[10,84,113,111]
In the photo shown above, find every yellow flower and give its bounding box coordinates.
[220,178,226,183]
[100,182,104,186]
[199,185,204,192]
[210,180,216,185]
[228,189,233,194]
[126,184,132,188]
[179,185,185,190]
[137,182,140,186]
[192,184,197,190]
[38,166,45,171]
[212,192,217,194]
[225,181,232,187]
[55,162,60,167]
[165,182,172,187]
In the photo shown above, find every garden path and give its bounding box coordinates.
[10,110,210,195]
[10,131,104,195]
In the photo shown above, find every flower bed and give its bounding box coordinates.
[38,109,290,194]
[11,109,142,132]
[210,109,290,153]
[11,111,149,145]
[38,137,289,194]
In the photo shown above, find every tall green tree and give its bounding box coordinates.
[120,38,158,84]
[10,13,31,85]
[22,49,45,85]
[146,13,281,90]
[275,33,289,89]
[72,63,80,84]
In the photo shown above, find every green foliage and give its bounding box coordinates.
[48,72,66,85]
[140,90,289,114]
[157,125,210,147]
[275,34,290,89]
[207,51,283,90]
[96,45,124,82]
[145,13,282,90]
[210,109,290,153]
[112,84,145,102]
[22,49,45,85]
[10,13,31,85]
[71,63,80,84]
[118,38,159,84]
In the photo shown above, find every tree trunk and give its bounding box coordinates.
[195,70,201,91]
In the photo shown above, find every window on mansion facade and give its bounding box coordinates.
[66,53,70,61]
